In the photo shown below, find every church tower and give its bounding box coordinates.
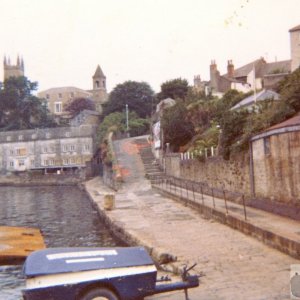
[3,55,24,80]
[90,65,108,112]
[290,25,300,72]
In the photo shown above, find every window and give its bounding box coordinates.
[46,133,51,139]
[70,145,75,151]
[95,80,100,88]
[264,137,271,155]
[31,134,37,139]
[43,146,48,153]
[9,161,14,167]
[63,158,68,165]
[16,148,27,156]
[49,145,55,152]
[84,144,90,152]
[9,149,14,155]
[65,132,71,137]
[62,145,69,152]
[49,159,54,166]
[46,94,50,99]
[43,160,49,166]
[31,159,35,166]
[19,135,23,141]
[54,102,62,113]
[58,93,62,98]
[6,136,11,141]
[70,157,76,164]
[70,92,74,98]
[18,160,25,167]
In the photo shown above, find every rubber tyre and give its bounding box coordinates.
[81,287,119,300]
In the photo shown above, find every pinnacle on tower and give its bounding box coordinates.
[93,65,105,78]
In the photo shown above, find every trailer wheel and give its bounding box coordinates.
[81,287,119,300]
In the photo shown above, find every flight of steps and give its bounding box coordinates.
[135,138,165,184]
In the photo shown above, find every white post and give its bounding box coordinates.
[211,146,214,156]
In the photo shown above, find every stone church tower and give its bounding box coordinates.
[290,25,300,72]
[89,65,108,112]
[3,55,24,80]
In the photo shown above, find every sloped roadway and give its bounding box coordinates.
[109,136,298,300]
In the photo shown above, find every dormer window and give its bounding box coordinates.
[6,136,11,141]
[19,135,23,141]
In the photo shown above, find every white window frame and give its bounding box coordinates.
[18,159,25,167]
[54,102,62,113]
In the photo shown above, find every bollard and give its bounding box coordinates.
[201,186,204,205]
[104,193,115,210]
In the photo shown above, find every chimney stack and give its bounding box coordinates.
[227,60,234,78]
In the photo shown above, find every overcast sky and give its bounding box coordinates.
[0,0,299,93]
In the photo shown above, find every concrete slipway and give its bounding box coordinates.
[84,136,300,300]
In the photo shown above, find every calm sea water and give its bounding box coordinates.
[0,185,123,300]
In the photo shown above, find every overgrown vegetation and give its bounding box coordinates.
[160,68,300,160]
[0,76,56,131]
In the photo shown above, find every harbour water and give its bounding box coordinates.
[0,185,123,300]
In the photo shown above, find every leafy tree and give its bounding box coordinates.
[157,78,189,101]
[102,81,154,118]
[161,101,194,151]
[0,76,56,130]
[96,111,149,143]
[64,97,95,117]
[277,67,300,111]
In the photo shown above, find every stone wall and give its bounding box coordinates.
[252,131,300,205]
[165,153,251,198]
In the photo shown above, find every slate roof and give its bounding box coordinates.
[232,58,266,78]
[266,114,300,131]
[262,60,291,75]
[231,89,280,110]
[289,25,300,32]
[93,65,105,78]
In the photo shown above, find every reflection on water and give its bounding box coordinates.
[0,185,123,300]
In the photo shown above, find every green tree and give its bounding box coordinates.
[157,78,189,101]
[64,97,95,117]
[161,102,194,151]
[0,76,56,130]
[97,111,149,143]
[277,67,300,111]
[102,81,154,118]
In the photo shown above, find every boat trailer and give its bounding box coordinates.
[22,246,201,300]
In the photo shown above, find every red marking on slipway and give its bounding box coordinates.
[121,141,138,155]
[120,168,130,177]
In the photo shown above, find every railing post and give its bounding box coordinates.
[212,187,215,208]
[186,182,189,200]
[223,189,228,214]
[242,194,247,221]
[192,183,195,202]
[201,185,204,205]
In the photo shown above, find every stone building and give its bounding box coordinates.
[194,24,300,96]
[0,125,96,174]
[38,65,108,117]
[87,65,108,112]
[250,114,300,206]
[290,24,300,72]
[37,87,93,119]
[3,55,24,80]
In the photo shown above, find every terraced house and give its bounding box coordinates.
[0,125,96,174]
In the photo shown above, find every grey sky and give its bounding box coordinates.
[0,0,299,93]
